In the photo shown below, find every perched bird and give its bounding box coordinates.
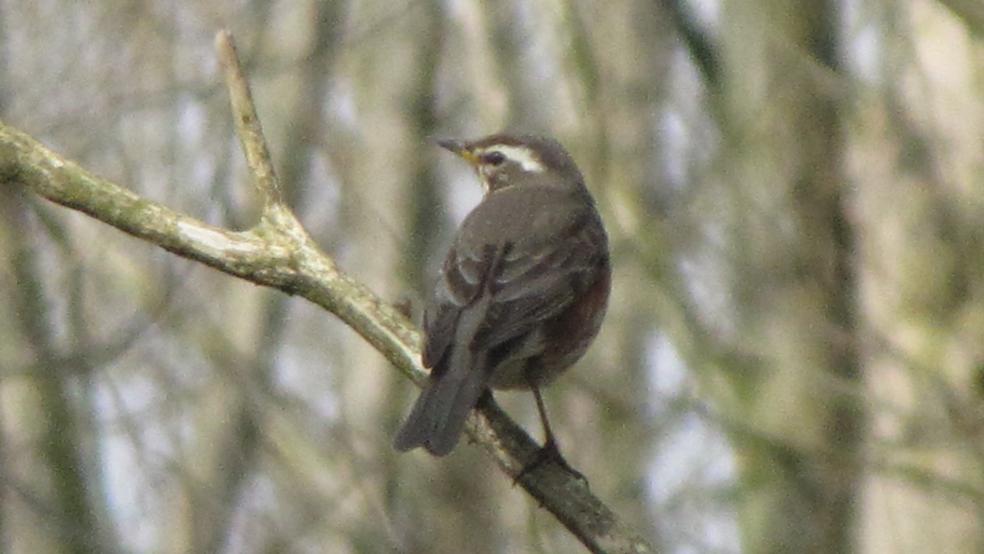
[393,133,611,465]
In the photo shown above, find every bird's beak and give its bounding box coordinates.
[436,138,478,165]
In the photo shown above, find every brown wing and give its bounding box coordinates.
[472,212,607,351]
[422,190,607,371]
[420,240,488,370]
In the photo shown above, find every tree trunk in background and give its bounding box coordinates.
[571,0,677,544]
[718,2,863,552]
[851,2,984,552]
[2,192,112,554]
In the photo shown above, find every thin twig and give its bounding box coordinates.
[215,30,283,212]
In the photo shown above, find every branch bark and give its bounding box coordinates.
[0,30,655,554]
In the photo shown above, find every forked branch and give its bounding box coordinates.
[0,30,655,554]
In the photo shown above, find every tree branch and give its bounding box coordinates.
[656,0,719,88]
[0,30,655,554]
[216,30,285,212]
[937,0,984,37]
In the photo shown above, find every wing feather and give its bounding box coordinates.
[422,187,607,373]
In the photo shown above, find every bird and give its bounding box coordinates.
[393,133,611,468]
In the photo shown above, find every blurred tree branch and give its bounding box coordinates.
[0,31,655,554]
[655,0,719,87]
[938,0,984,36]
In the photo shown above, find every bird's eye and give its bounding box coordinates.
[483,151,506,166]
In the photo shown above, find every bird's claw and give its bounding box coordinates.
[513,439,588,486]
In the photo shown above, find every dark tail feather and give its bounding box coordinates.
[393,362,488,456]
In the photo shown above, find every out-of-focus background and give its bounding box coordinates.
[1,1,983,553]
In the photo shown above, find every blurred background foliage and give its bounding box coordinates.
[1,1,983,553]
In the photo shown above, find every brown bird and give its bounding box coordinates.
[393,133,611,465]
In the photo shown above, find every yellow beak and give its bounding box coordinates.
[437,138,478,165]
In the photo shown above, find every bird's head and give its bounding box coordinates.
[437,133,584,194]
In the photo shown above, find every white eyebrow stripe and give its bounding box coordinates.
[484,145,544,173]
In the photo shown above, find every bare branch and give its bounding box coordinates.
[215,29,284,213]
[0,29,657,554]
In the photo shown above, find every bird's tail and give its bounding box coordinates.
[393,355,488,456]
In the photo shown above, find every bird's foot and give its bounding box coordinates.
[514,439,588,486]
